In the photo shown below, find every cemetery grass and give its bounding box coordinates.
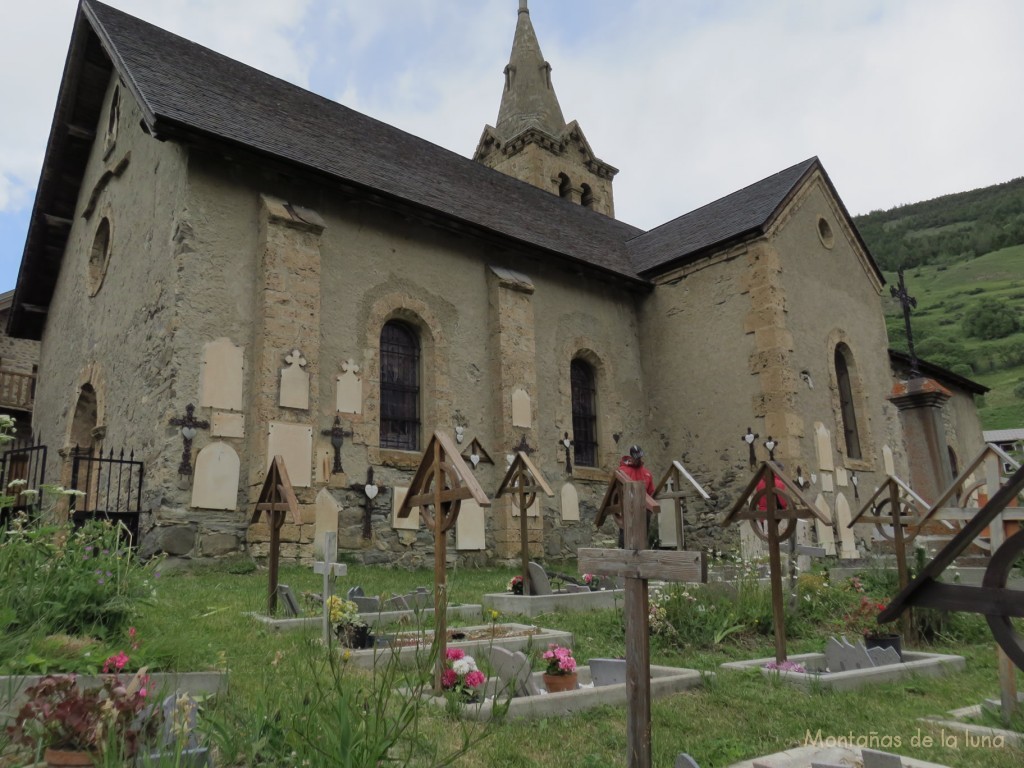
[134,566,1023,766]
[7,562,1023,767]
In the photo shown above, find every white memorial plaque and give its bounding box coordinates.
[883,445,895,476]
[456,498,486,550]
[190,442,240,510]
[314,488,340,559]
[211,411,245,438]
[266,422,313,487]
[511,388,531,428]
[814,493,837,556]
[280,349,310,410]
[835,493,858,559]
[335,359,362,414]
[560,483,580,522]
[658,497,677,548]
[199,338,243,411]
[814,422,834,472]
[392,486,417,529]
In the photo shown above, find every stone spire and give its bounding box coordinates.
[494,0,567,142]
[473,0,618,217]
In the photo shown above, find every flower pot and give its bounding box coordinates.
[543,672,578,693]
[43,747,97,767]
[865,633,902,661]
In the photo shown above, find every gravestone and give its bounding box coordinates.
[279,349,310,410]
[199,337,243,411]
[674,756,701,768]
[335,359,362,414]
[511,388,531,428]
[561,482,580,522]
[211,411,245,438]
[313,488,340,560]
[143,693,211,768]
[266,422,313,487]
[456,497,486,550]
[489,647,541,697]
[527,561,552,595]
[277,584,300,617]
[861,749,904,768]
[824,636,900,672]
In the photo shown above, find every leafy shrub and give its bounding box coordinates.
[962,299,1021,340]
[1014,379,1024,399]
[0,519,155,640]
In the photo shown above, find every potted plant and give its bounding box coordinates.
[846,596,902,660]
[440,648,486,702]
[541,644,578,693]
[6,655,159,766]
[507,575,524,595]
[582,573,601,591]
[328,596,373,649]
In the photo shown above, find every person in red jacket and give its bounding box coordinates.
[617,445,655,547]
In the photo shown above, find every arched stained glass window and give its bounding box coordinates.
[380,321,420,450]
[571,359,597,467]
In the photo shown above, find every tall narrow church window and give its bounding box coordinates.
[88,218,112,297]
[380,321,420,451]
[834,344,862,460]
[581,184,593,208]
[571,359,597,467]
[558,173,572,199]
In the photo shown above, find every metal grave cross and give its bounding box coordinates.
[313,531,347,643]
[168,403,210,475]
[348,466,386,540]
[890,266,920,376]
[321,413,353,474]
[579,473,704,768]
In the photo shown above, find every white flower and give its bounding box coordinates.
[20,489,38,500]
[452,656,477,676]
[6,479,26,489]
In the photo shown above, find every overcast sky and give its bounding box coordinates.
[2,0,1023,292]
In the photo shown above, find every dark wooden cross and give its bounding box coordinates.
[349,466,386,540]
[250,456,299,615]
[723,462,830,662]
[513,434,535,455]
[763,436,777,462]
[397,431,490,692]
[497,451,554,597]
[580,475,704,768]
[890,266,920,376]
[168,403,209,475]
[321,413,353,474]
[742,427,759,468]
[849,474,927,641]
[653,460,711,552]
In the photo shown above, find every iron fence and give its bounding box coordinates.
[70,446,144,546]
[0,435,46,527]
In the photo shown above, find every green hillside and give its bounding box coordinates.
[878,246,1024,429]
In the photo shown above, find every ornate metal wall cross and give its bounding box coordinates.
[349,466,386,540]
[168,403,209,475]
[321,413,353,474]
[742,427,759,468]
[560,432,574,474]
[890,266,920,376]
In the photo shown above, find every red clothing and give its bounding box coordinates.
[618,457,655,497]
[755,475,788,512]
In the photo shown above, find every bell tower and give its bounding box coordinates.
[473,0,618,217]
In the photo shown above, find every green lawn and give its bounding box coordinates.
[7,561,1019,768]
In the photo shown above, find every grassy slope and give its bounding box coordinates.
[116,564,1024,768]
[883,244,1024,430]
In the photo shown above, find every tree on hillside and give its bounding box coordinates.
[962,300,1021,340]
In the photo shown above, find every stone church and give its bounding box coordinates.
[8,0,985,567]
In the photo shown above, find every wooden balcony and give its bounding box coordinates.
[0,370,35,412]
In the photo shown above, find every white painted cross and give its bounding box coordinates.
[313,531,347,643]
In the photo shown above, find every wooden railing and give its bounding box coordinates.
[0,370,34,411]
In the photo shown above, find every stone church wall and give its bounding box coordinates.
[33,75,188,525]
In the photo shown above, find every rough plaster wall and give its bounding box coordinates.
[639,250,760,552]
[939,387,986,470]
[773,176,906,497]
[34,76,186,517]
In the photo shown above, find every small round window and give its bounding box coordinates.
[88,217,112,296]
[817,216,835,249]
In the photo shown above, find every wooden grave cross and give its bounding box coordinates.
[722,461,830,663]
[653,460,711,551]
[250,455,300,615]
[396,431,490,692]
[848,474,928,639]
[496,451,554,597]
[314,531,348,643]
[579,472,704,768]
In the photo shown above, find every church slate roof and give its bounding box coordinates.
[84,1,644,278]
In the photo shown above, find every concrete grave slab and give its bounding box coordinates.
[482,588,625,617]
[589,658,627,687]
[721,650,965,692]
[728,745,951,768]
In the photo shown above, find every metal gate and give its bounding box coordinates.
[0,436,46,527]
[70,446,144,546]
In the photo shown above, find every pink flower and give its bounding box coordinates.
[445,648,465,661]
[558,657,577,673]
[103,651,130,674]
[464,670,485,688]
[139,688,147,698]
[441,669,459,689]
